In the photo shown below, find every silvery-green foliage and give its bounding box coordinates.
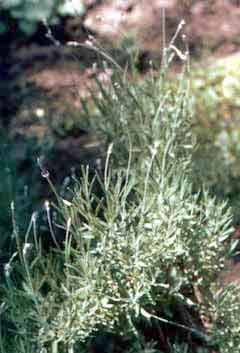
[36,161,231,348]
[0,52,237,352]
[82,67,193,177]
[36,66,234,349]
[58,0,85,16]
[211,284,240,353]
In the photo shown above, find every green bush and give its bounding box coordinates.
[1,49,239,353]
[0,134,36,256]
[191,54,240,223]
[211,284,240,353]
[0,0,85,35]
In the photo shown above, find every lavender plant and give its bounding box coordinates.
[0,45,238,353]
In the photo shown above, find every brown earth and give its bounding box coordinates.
[6,0,240,127]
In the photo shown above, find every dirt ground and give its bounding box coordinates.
[4,0,240,125]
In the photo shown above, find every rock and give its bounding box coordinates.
[84,0,179,52]
[83,0,240,56]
